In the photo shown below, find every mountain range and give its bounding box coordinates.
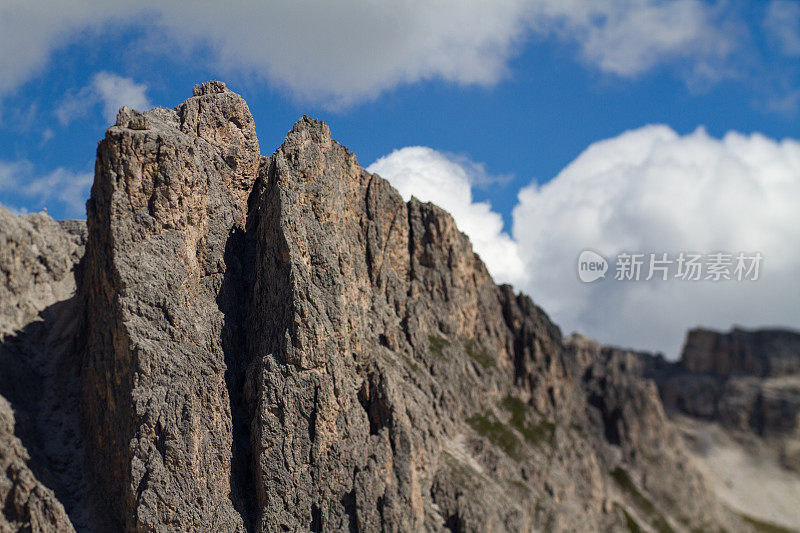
[1,81,798,532]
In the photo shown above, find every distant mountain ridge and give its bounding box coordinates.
[648,328,800,475]
[0,81,797,532]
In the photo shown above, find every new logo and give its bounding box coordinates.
[578,250,608,283]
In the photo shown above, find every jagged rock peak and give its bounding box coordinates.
[291,114,332,137]
[278,115,339,165]
[81,81,264,531]
[192,79,228,96]
[114,106,149,130]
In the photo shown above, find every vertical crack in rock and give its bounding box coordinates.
[219,220,258,530]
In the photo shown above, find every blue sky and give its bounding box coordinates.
[0,1,798,356]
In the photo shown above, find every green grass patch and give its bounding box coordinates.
[403,354,423,375]
[465,339,495,368]
[611,468,656,515]
[738,513,795,533]
[428,335,449,359]
[501,396,555,447]
[466,414,522,460]
[611,467,674,533]
[501,396,527,426]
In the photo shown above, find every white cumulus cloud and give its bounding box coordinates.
[513,125,800,357]
[57,71,151,125]
[367,147,526,285]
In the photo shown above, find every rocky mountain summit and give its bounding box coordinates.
[1,82,797,532]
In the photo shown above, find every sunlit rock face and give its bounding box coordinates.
[0,82,784,532]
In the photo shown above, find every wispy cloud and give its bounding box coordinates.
[57,71,151,125]
[764,0,800,56]
[0,159,92,217]
[0,1,784,108]
[528,0,740,80]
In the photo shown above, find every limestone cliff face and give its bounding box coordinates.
[244,117,590,530]
[0,83,772,532]
[81,81,260,531]
[648,327,800,438]
[0,208,85,341]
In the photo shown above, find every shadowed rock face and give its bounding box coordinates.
[0,208,85,532]
[0,82,767,532]
[0,396,73,532]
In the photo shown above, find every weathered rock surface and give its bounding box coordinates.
[0,207,85,341]
[0,82,789,532]
[81,81,260,531]
[564,335,741,532]
[0,396,73,532]
[0,207,87,532]
[681,327,800,378]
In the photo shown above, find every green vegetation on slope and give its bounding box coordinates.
[429,335,449,359]
[465,339,495,368]
[501,395,555,447]
[466,414,522,460]
[611,467,674,533]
